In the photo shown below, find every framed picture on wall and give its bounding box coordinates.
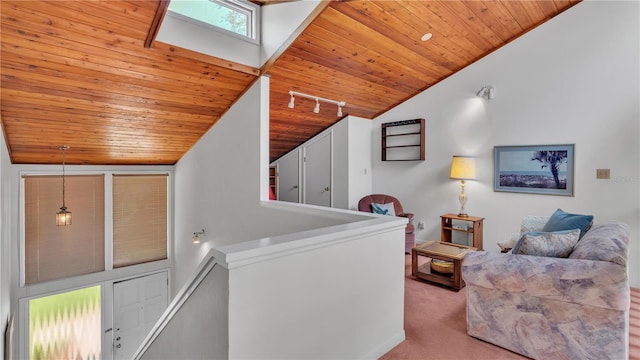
[493,144,575,196]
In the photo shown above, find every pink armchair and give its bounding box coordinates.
[358,194,415,253]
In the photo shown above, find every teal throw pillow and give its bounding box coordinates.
[542,208,594,238]
[511,229,581,258]
[371,202,396,216]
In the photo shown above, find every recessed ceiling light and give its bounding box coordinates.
[421,33,432,41]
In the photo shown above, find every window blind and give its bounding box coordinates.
[113,174,168,268]
[24,175,105,284]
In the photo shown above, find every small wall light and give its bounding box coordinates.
[476,86,495,100]
[192,229,205,244]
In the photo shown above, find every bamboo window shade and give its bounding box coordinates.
[24,175,105,284]
[112,174,168,268]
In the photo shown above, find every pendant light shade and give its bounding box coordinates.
[56,207,72,226]
[56,145,72,226]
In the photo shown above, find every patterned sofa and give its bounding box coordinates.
[462,220,630,360]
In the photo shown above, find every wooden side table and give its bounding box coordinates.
[441,213,484,250]
[411,240,476,290]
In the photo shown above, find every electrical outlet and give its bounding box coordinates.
[417,221,425,230]
[596,169,610,179]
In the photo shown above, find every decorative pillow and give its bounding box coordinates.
[371,202,396,216]
[569,221,629,266]
[511,229,581,258]
[497,233,519,252]
[519,216,551,235]
[541,208,594,238]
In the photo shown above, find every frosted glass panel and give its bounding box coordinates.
[29,286,101,359]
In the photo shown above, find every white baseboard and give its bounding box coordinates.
[362,330,405,359]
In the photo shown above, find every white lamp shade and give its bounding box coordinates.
[450,156,477,180]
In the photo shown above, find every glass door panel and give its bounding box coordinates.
[29,285,101,359]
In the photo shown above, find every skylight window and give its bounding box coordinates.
[168,0,259,43]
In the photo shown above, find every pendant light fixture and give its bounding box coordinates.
[56,145,72,226]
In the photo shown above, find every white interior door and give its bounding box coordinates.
[277,149,301,203]
[303,131,332,207]
[113,271,168,360]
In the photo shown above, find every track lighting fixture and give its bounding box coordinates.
[476,86,495,100]
[288,90,346,117]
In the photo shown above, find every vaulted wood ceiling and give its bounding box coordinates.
[0,0,579,165]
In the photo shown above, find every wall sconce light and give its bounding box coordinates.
[288,90,346,117]
[476,86,495,100]
[450,156,477,217]
[56,145,72,226]
[192,229,205,244]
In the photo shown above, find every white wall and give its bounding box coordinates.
[261,1,322,65]
[348,116,374,209]
[0,127,12,357]
[173,78,355,289]
[334,115,374,210]
[171,76,406,357]
[371,1,640,286]
[218,211,406,359]
[138,207,406,360]
[139,263,229,360]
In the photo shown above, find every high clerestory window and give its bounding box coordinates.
[168,0,260,43]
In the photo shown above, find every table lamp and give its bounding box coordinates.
[450,156,476,217]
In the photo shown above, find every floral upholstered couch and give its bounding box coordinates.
[462,214,630,360]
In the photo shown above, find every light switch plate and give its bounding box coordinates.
[596,169,610,179]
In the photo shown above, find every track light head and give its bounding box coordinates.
[288,94,295,109]
[337,105,343,117]
[487,87,495,100]
[313,99,320,113]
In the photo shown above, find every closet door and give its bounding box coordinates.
[303,131,332,207]
[276,149,301,203]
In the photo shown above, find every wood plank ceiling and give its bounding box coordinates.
[0,0,579,165]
